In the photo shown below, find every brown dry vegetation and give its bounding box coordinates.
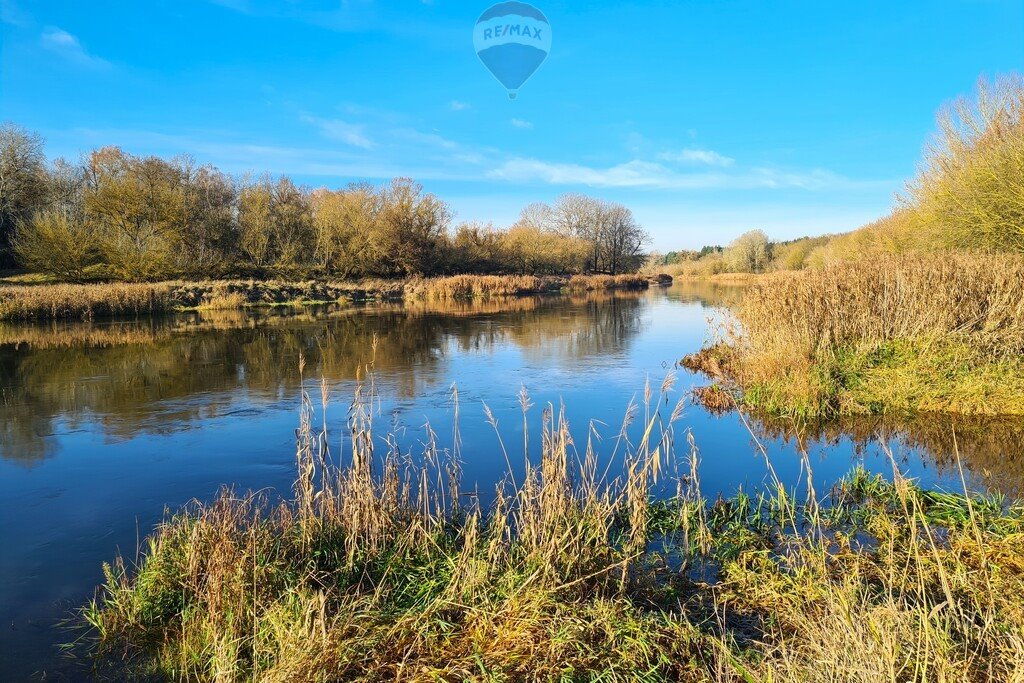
[0,281,176,321]
[564,273,649,292]
[0,274,662,321]
[687,253,1024,417]
[403,274,556,299]
[82,375,1024,681]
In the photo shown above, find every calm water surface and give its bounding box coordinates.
[1,282,1021,679]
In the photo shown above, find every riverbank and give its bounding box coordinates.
[0,273,663,322]
[82,380,1024,681]
[684,252,1024,418]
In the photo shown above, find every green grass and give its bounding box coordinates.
[78,375,1024,681]
[716,339,1024,419]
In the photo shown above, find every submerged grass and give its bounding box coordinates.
[685,252,1024,418]
[81,369,1024,681]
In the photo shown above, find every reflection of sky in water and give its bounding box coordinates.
[0,284,1020,678]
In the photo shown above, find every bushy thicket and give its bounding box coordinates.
[0,128,650,282]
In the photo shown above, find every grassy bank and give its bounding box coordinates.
[684,252,1024,418]
[0,273,662,322]
[82,377,1024,681]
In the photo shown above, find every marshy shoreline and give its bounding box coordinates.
[684,252,1024,419]
[0,272,669,322]
[79,376,1024,681]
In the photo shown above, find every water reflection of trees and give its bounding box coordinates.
[750,413,1024,496]
[0,294,648,463]
[664,280,745,309]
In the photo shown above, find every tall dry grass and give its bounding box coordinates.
[82,370,1024,681]
[690,252,1024,416]
[740,252,1024,358]
[0,282,176,321]
[404,274,554,299]
[0,274,650,321]
[564,273,649,292]
[406,273,651,300]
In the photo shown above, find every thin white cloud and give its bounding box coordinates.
[391,127,460,151]
[61,123,890,195]
[40,27,110,69]
[510,118,533,129]
[301,115,375,149]
[487,157,875,190]
[658,148,735,167]
[449,100,471,111]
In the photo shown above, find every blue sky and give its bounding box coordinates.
[1,0,1022,249]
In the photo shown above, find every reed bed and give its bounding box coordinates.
[564,273,649,292]
[82,372,1024,681]
[740,252,1024,358]
[687,252,1024,417]
[406,273,652,300]
[0,282,176,321]
[404,274,557,299]
[0,274,655,321]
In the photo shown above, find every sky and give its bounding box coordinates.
[1,0,1022,250]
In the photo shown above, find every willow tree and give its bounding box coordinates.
[909,75,1024,252]
[369,178,451,277]
[84,147,187,281]
[237,175,314,276]
[310,184,379,278]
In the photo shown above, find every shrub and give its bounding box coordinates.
[12,209,97,282]
[909,75,1024,252]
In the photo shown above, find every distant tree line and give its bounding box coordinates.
[0,123,650,282]
[644,230,834,276]
[650,75,1024,277]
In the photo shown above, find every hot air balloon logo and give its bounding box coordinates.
[473,2,551,99]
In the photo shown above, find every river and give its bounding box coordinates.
[1,281,1020,679]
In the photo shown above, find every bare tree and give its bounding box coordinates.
[0,123,48,266]
[542,194,650,273]
[517,201,554,232]
[177,157,236,277]
[599,202,647,274]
